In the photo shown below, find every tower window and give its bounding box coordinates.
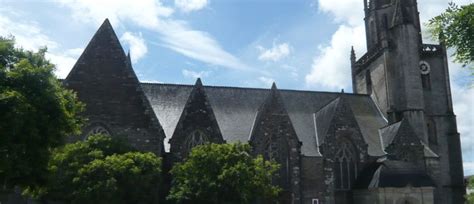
[370,20,377,45]
[421,74,431,90]
[420,61,431,90]
[428,119,438,145]
[365,70,372,94]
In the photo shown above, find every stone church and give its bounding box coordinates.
[63,0,465,203]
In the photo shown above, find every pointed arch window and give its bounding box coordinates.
[264,136,291,189]
[185,129,209,152]
[334,142,357,190]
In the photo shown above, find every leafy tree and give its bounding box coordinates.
[26,134,162,204]
[467,176,474,204]
[0,36,84,191]
[427,3,474,71]
[168,143,281,204]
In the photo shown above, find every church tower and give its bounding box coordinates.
[351,0,464,203]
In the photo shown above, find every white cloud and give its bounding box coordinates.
[56,0,173,29]
[174,0,209,12]
[257,43,291,62]
[305,0,366,90]
[305,25,365,90]
[45,49,82,79]
[0,15,58,51]
[157,20,251,70]
[56,0,250,71]
[182,69,210,79]
[120,32,148,63]
[318,0,363,26]
[258,76,275,87]
[0,11,81,79]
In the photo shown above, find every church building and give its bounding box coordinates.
[63,0,465,203]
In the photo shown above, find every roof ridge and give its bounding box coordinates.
[139,82,370,96]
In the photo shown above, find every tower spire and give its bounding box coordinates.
[350,46,356,65]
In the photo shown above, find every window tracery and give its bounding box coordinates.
[334,142,357,190]
[86,126,110,138]
[185,129,208,152]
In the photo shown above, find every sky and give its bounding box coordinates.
[1,0,473,174]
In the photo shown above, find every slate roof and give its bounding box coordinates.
[355,159,435,189]
[141,82,388,157]
[314,96,387,156]
[379,120,438,158]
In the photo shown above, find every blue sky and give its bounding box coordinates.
[1,0,473,174]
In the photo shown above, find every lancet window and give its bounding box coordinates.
[334,142,357,190]
[185,129,209,152]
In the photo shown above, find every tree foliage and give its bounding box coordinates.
[468,176,474,204]
[168,143,281,204]
[0,36,84,190]
[26,134,162,204]
[26,135,161,203]
[428,3,474,70]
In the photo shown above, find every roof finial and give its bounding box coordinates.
[271,82,277,90]
[126,50,131,64]
[350,46,356,65]
[195,77,203,87]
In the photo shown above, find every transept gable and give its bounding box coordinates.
[315,96,368,158]
[63,19,165,154]
[169,78,224,159]
[248,83,302,199]
[249,83,300,148]
[382,119,424,162]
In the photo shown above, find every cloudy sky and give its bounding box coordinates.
[1,0,472,174]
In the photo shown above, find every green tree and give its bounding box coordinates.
[467,176,474,204]
[0,36,84,192]
[168,143,281,204]
[427,3,474,71]
[26,134,162,204]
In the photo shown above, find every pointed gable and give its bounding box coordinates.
[249,83,302,200]
[169,78,224,159]
[383,119,424,162]
[314,96,365,147]
[64,19,165,154]
[249,83,300,144]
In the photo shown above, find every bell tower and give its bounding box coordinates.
[352,0,465,203]
[354,0,427,139]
